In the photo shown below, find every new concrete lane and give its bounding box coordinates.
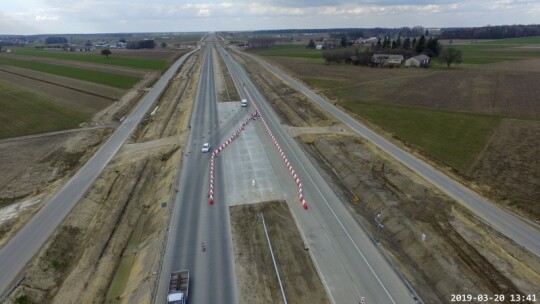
[156,44,238,304]
[245,53,540,258]
[0,49,198,295]
[219,45,418,304]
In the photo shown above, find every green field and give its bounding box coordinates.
[342,102,501,171]
[448,36,540,64]
[478,36,540,45]
[0,83,89,139]
[11,47,167,70]
[0,57,140,89]
[451,44,540,64]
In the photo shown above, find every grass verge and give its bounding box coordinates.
[341,102,501,171]
[0,57,140,89]
[11,47,167,70]
[0,82,89,138]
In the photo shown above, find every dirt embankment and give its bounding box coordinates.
[6,51,201,304]
[231,201,330,304]
[299,134,540,303]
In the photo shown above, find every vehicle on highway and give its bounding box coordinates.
[201,143,211,153]
[241,99,248,107]
[168,270,189,304]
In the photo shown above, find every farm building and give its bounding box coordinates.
[371,54,404,67]
[405,54,431,67]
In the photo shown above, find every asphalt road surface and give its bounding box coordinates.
[0,48,198,296]
[156,43,238,304]
[244,52,540,258]
[218,45,419,304]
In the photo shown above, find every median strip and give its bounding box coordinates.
[208,112,259,205]
[243,86,308,210]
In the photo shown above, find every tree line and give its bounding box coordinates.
[440,24,540,39]
[247,38,278,48]
[126,40,155,49]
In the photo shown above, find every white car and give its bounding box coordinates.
[202,143,211,153]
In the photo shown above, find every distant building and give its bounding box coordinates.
[355,37,378,45]
[405,54,431,67]
[371,54,404,67]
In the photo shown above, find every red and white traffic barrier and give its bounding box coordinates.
[208,111,259,205]
[243,86,308,210]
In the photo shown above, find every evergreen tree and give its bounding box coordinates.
[402,38,411,50]
[340,36,347,48]
[425,37,442,57]
[415,35,426,53]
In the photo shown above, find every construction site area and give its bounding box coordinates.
[0,37,538,304]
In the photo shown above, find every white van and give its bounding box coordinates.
[240,99,248,107]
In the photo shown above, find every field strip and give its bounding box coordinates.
[7,54,148,77]
[0,67,117,101]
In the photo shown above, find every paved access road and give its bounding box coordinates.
[156,43,238,304]
[0,48,198,295]
[218,45,419,304]
[245,53,540,258]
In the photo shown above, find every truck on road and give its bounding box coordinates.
[168,270,189,304]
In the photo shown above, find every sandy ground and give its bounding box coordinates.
[4,50,201,303]
[229,45,540,303]
[230,201,330,304]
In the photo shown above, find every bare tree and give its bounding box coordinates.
[101,49,111,58]
[438,47,462,68]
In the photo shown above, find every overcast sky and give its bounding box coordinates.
[1,0,539,35]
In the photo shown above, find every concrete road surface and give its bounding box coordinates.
[156,43,238,304]
[218,45,419,304]
[244,52,540,258]
[0,49,198,296]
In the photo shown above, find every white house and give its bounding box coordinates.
[405,54,431,67]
